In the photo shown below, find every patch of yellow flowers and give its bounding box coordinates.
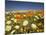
[5,11,44,35]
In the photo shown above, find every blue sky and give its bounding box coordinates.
[5,1,44,10]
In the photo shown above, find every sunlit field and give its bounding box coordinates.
[5,10,44,35]
[5,0,44,35]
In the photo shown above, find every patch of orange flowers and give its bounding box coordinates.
[14,11,43,19]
